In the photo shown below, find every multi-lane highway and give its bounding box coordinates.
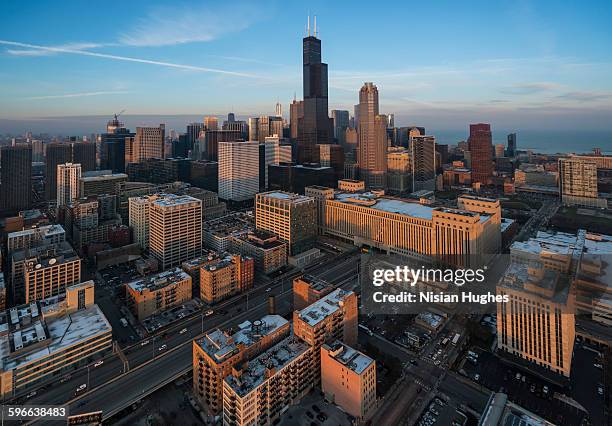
[24,251,360,424]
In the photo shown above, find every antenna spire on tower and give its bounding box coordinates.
[307,14,311,36]
[314,15,317,37]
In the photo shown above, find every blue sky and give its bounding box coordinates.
[1,0,612,131]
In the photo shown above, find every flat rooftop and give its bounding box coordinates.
[224,336,309,396]
[297,288,353,327]
[259,191,314,204]
[151,193,201,208]
[8,224,65,239]
[324,340,374,374]
[297,274,333,292]
[127,267,190,293]
[0,303,111,372]
[197,315,288,364]
[511,230,579,257]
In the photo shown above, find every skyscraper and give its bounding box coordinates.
[357,83,387,189]
[468,123,493,185]
[57,163,82,207]
[331,109,349,146]
[507,133,517,157]
[45,143,72,200]
[298,16,332,163]
[0,145,32,213]
[218,141,259,201]
[101,115,134,173]
[558,158,606,208]
[204,116,218,131]
[71,142,96,172]
[290,98,304,141]
[411,135,436,191]
[127,125,165,163]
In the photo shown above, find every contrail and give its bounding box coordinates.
[26,91,129,100]
[0,40,257,78]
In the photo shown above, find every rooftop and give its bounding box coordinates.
[259,191,314,204]
[127,267,190,293]
[151,193,202,208]
[7,224,65,240]
[323,340,374,374]
[197,315,288,364]
[511,230,579,257]
[224,336,309,396]
[296,274,333,292]
[0,302,111,372]
[297,288,353,326]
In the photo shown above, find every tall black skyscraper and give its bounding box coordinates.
[0,144,32,213]
[298,16,332,163]
[72,141,96,172]
[507,133,517,158]
[101,115,134,173]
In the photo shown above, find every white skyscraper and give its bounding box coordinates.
[219,141,259,201]
[57,163,81,207]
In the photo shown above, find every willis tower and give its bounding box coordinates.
[298,16,332,164]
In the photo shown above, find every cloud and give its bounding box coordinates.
[7,42,104,56]
[119,3,261,47]
[555,91,612,102]
[499,82,562,95]
[0,40,258,78]
[25,91,129,100]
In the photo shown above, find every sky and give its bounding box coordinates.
[1,0,612,133]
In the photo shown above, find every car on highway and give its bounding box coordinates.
[26,391,37,399]
[141,340,150,346]
[179,328,188,334]
[205,310,214,316]
[159,344,167,351]
[94,360,104,367]
[76,384,87,392]
[265,287,272,292]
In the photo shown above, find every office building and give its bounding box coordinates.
[202,212,254,252]
[126,157,191,184]
[495,144,505,159]
[248,117,259,141]
[497,261,575,377]
[290,99,304,140]
[204,116,219,131]
[230,230,288,274]
[198,129,242,161]
[222,114,248,139]
[126,268,192,320]
[468,123,494,185]
[255,191,317,256]
[199,254,254,304]
[0,145,32,213]
[321,341,376,421]
[268,163,336,194]
[190,160,219,192]
[71,142,96,172]
[79,170,128,197]
[298,18,332,163]
[128,195,155,250]
[193,315,290,414]
[357,83,387,189]
[218,141,259,202]
[387,148,412,193]
[411,135,436,191]
[222,336,316,426]
[187,122,206,153]
[126,125,165,163]
[331,109,350,145]
[558,158,606,208]
[293,274,334,311]
[507,133,517,158]
[0,281,111,398]
[56,163,82,207]
[480,393,555,426]
[259,142,278,191]
[149,194,202,269]
[323,190,500,266]
[318,143,345,179]
[100,115,134,173]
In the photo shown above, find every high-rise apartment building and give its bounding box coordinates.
[410,135,436,191]
[255,191,317,256]
[321,341,377,421]
[386,148,412,193]
[293,274,333,311]
[126,125,165,163]
[357,83,387,189]
[298,18,332,163]
[199,254,254,304]
[79,170,128,197]
[218,141,259,201]
[71,142,96,172]
[128,195,157,249]
[193,315,290,414]
[7,224,65,254]
[56,163,82,207]
[0,145,32,213]
[468,123,494,185]
[149,194,202,269]
[558,158,606,208]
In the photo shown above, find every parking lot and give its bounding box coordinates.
[417,395,469,426]
[460,348,594,425]
[278,390,352,426]
[141,299,202,334]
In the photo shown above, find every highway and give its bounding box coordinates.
[25,252,360,424]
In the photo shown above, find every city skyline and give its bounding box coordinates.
[1,1,612,133]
